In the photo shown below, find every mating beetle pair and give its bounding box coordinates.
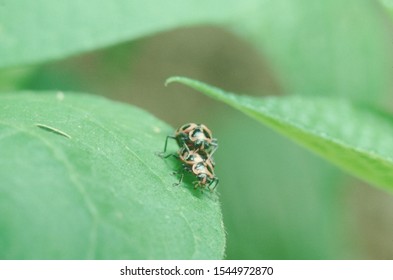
[158,123,219,191]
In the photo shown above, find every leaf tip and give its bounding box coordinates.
[165,76,186,87]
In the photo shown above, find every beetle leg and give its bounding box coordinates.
[182,143,191,153]
[209,177,219,191]
[162,153,178,159]
[164,135,177,153]
[194,181,206,193]
[206,143,218,161]
[192,181,200,189]
[173,172,184,187]
[156,135,177,157]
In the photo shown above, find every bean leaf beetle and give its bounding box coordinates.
[158,123,219,191]
[159,123,218,160]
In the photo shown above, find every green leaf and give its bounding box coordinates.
[233,0,393,103]
[167,76,393,193]
[0,91,224,259]
[380,0,393,17]
[0,0,258,68]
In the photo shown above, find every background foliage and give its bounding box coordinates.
[1,0,393,259]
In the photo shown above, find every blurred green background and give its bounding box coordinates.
[3,0,393,259]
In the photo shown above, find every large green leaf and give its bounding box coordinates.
[167,77,393,193]
[0,92,224,259]
[0,0,258,68]
[380,0,393,18]
[2,0,390,104]
[233,0,393,103]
